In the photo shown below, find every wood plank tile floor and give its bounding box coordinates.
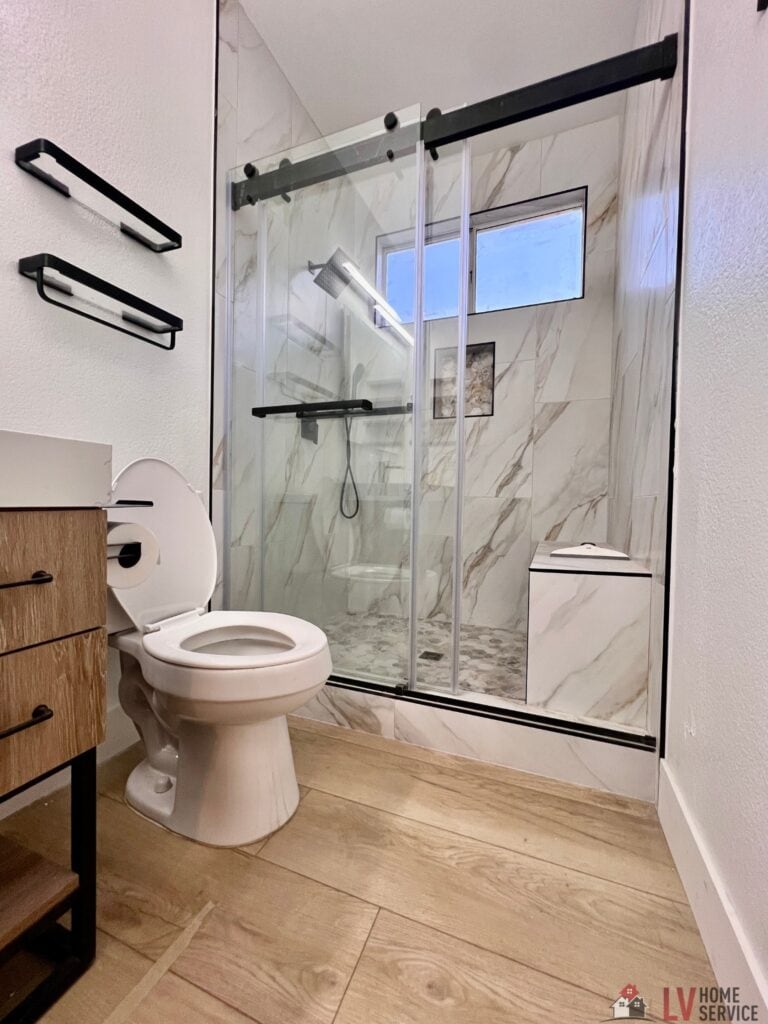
[1,717,714,1024]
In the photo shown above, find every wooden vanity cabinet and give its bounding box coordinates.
[0,508,106,1024]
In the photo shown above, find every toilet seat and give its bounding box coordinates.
[142,610,328,671]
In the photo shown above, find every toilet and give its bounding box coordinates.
[108,458,331,847]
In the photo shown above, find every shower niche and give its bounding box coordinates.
[224,28,682,745]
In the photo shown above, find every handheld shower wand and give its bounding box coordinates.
[340,364,365,520]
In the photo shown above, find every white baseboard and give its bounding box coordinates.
[658,761,768,1014]
[0,703,137,819]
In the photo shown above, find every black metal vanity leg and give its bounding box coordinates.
[69,748,97,964]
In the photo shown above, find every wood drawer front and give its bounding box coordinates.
[0,630,106,797]
[0,510,106,654]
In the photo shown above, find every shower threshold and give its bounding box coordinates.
[323,613,527,701]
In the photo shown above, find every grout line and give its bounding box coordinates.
[331,907,381,1024]
[101,900,215,1024]
[287,784,688,907]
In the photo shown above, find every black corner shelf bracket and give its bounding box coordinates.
[15,139,182,253]
[19,253,182,351]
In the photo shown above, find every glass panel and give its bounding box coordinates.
[385,235,461,322]
[226,107,422,688]
[454,106,624,713]
[224,80,680,739]
[411,141,469,693]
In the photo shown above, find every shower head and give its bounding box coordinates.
[310,247,352,300]
[310,247,414,347]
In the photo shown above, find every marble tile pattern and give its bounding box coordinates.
[212,0,324,610]
[526,565,651,728]
[607,0,684,729]
[416,117,619,640]
[214,19,660,742]
[288,692,658,801]
[222,104,620,630]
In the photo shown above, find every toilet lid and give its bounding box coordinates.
[110,459,217,629]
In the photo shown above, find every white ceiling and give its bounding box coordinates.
[241,0,643,137]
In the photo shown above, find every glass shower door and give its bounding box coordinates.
[226,108,424,687]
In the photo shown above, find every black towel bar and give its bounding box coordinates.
[19,253,182,350]
[15,139,182,253]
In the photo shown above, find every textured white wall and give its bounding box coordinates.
[0,0,215,758]
[667,0,768,994]
[0,0,215,491]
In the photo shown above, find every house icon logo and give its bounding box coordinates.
[611,983,647,1019]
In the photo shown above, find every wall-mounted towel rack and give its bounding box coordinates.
[15,139,182,253]
[19,253,182,350]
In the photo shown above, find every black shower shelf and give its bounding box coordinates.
[15,139,182,253]
[18,253,183,350]
[305,402,414,421]
[251,400,414,420]
[252,399,373,418]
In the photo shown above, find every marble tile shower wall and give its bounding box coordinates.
[608,0,684,727]
[213,0,322,610]
[420,116,620,636]
[220,87,622,650]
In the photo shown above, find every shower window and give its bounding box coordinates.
[377,186,587,322]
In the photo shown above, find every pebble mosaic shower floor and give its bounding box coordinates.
[323,613,527,700]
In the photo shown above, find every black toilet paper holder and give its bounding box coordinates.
[107,541,143,568]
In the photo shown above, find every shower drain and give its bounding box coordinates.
[418,650,445,661]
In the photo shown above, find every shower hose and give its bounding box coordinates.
[340,415,360,519]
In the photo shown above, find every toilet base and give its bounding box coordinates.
[124,714,301,847]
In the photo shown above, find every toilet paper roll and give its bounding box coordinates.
[106,522,160,589]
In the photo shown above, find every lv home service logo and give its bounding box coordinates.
[610,983,648,1019]
[607,985,760,1022]
[661,987,759,1021]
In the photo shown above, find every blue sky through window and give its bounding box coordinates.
[383,202,584,322]
[386,237,460,323]
[474,208,584,312]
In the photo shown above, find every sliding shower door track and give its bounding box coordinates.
[326,674,657,751]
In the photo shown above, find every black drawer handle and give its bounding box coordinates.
[0,704,54,741]
[0,570,54,591]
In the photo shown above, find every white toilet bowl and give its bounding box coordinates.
[108,459,332,847]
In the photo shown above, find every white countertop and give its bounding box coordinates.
[0,430,112,508]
